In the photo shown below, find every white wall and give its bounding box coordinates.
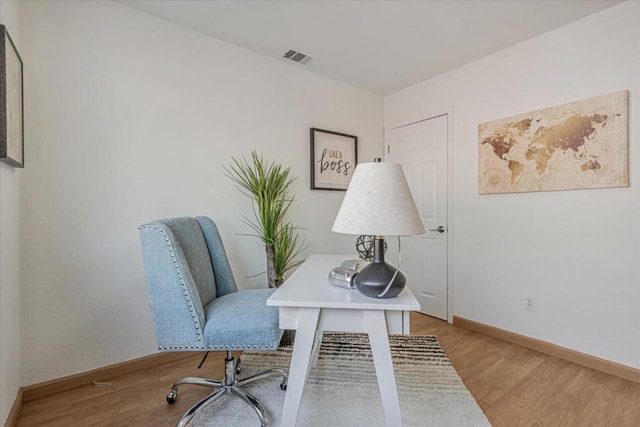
[0,1,22,422]
[386,1,640,368]
[17,0,637,394]
[19,1,383,385]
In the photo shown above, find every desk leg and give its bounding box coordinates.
[310,330,323,369]
[364,310,402,426]
[403,310,411,334]
[280,307,320,427]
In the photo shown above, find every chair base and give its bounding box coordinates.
[169,351,288,427]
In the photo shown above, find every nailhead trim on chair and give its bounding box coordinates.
[139,223,203,343]
[158,343,275,350]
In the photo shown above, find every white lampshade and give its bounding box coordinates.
[332,161,425,236]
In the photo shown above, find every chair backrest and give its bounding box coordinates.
[193,216,238,298]
[138,216,238,348]
[158,217,218,305]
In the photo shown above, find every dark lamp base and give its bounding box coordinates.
[354,261,406,299]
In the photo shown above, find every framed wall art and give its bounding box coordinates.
[0,25,24,168]
[478,90,628,194]
[310,128,357,190]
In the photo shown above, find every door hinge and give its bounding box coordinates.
[387,145,390,154]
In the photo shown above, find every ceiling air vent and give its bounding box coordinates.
[282,49,313,65]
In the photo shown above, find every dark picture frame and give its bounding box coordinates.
[310,128,357,191]
[0,25,24,168]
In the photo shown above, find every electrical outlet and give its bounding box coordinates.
[525,297,535,312]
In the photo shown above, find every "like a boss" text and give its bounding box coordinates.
[318,148,352,176]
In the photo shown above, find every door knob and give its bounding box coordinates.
[429,225,446,233]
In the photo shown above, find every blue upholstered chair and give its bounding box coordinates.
[138,216,287,427]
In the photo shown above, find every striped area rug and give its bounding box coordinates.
[192,333,491,426]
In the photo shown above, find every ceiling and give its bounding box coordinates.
[118,0,621,95]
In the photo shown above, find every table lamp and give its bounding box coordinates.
[332,159,425,298]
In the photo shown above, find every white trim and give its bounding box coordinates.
[446,107,454,324]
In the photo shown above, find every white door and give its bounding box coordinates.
[387,115,448,320]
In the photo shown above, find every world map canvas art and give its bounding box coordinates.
[478,90,628,194]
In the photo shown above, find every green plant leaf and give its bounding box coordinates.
[224,151,306,286]
[272,223,308,282]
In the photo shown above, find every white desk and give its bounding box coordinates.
[267,254,420,426]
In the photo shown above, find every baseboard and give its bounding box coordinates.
[4,388,22,427]
[21,351,196,403]
[453,316,640,384]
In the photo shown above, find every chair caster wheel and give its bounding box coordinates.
[167,390,177,404]
[280,381,287,391]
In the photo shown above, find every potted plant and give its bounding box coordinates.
[225,151,306,288]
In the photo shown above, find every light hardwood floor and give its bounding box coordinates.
[16,312,640,426]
